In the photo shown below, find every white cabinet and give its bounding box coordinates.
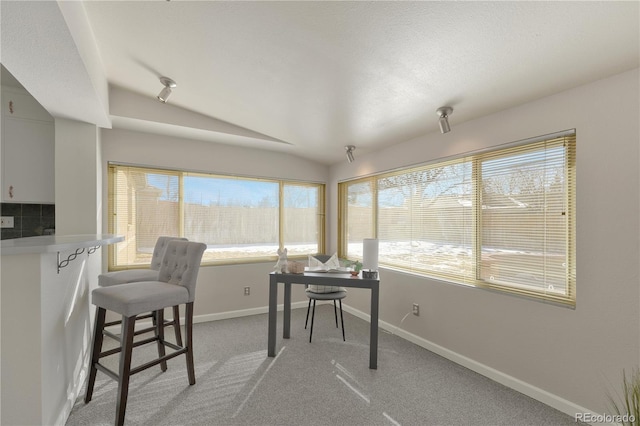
[1,87,55,203]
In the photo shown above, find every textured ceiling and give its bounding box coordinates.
[3,1,639,165]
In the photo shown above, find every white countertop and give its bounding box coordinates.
[1,234,124,255]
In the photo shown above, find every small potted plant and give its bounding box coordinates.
[349,260,363,276]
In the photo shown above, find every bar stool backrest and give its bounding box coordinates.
[150,236,188,271]
[158,240,207,302]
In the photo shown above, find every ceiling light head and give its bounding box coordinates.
[157,76,177,103]
[345,145,356,163]
[436,106,453,134]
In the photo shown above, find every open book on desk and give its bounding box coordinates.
[306,253,348,273]
[304,266,352,273]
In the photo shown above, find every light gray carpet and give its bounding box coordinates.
[67,306,580,426]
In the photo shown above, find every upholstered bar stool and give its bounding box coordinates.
[99,236,187,345]
[85,240,207,426]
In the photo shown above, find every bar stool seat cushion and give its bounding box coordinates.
[305,289,347,300]
[98,269,159,287]
[92,281,189,318]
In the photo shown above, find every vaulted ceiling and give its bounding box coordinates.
[2,1,638,165]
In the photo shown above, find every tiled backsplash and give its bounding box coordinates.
[1,203,55,240]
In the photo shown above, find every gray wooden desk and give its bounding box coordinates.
[268,271,380,369]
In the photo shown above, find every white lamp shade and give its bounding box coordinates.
[363,238,379,271]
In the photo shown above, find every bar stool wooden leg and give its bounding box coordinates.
[155,310,168,372]
[185,302,196,385]
[85,306,106,403]
[172,305,183,346]
[116,316,136,426]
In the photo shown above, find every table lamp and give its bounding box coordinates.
[362,238,379,279]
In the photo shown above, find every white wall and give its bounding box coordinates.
[329,68,640,414]
[101,127,328,182]
[55,117,101,235]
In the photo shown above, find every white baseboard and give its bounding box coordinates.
[340,304,601,424]
[193,301,308,323]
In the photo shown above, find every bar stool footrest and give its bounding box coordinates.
[130,347,188,376]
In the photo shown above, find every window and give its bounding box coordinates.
[339,132,576,306]
[108,164,325,269]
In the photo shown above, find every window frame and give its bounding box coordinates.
[107,163,325,270]
[338,131,576,307]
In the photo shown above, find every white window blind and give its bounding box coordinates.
[183,173,280,260]
[339,132,576,306]
[342,180,376,259]
[478,137,574,303]
[283,183,324,256]
[109,166,180,267]
[371,160,475,281]
[108,164,325,269]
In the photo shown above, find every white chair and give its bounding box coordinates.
[85,240,207,426]
[98,236,187,345]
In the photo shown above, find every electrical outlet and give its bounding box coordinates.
[1,216,14,228]
[244,286,250,296]
[412,303,419,316]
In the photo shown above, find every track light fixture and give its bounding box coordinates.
[436,106,453,134]
[157,76,177,103]
[345,145,356,163]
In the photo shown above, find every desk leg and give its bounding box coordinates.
[268,276,277,357]
[370,284,379,369]
[283,282,291,339]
